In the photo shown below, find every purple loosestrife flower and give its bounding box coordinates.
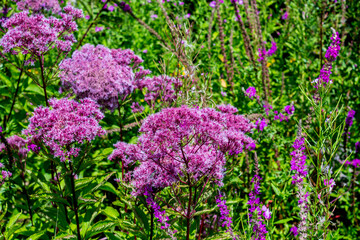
[14,0,61,12]
[316,31,341,88]
[345,159,360,168]
[23,98,105,162]
[355,142,360,154]
[274,105,295,122]
[245,86,259,100]
[144,187,176,239]
[266,42,277,56]
[257,48,266,62]
[59,44,150,111]
[284,105,295,115]
[248,174,270,240]
[290,137,309,240]
[110,105,255,195]
[258,42,277,61]
[216,193,233,233]
[0,6,83,65]
[255,118,268,132]
[345,109,355,128]
[290,226,298,236]
[263,103,273,116]
[281,11,288,20]
[107,5,115,12]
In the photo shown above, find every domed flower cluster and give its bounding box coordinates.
[0,5,83,64]
[14,0,61,12]
[109,105,255,195]
[59,44,150,111]
[23,98,105,162]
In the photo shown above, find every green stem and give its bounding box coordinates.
[69,163,81,240]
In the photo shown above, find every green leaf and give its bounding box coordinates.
[274,218,293,224]
[271,182,281,196]
[27,230,46,240]
[6,212,22,230]
[85,220,116,239]
[102,207,119,219]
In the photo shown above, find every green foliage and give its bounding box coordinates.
[0,0,360,239]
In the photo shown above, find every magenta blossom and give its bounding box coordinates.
[23,98,105,162]
[0,6,83,65]
[110,105,255,195]
[15,0,61,12]
[245,86,258,100]
[216,193,233,233]
[59,44,150,111]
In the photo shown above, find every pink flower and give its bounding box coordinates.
[290,226,298,236]
[0,6,83,64]
[110,105,255,195]
[95,26,104,32]
[23,98,105,162]
[15,0,61,12]
[59,44,150,111]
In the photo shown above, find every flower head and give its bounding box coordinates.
[15,0,61,12]
[59,44,149,111]
[110,105,255,195]
[0,6,83,65]
[23,98,105,162]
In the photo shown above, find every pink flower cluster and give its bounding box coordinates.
[23,98,105,162]
[14,0,61,12]
[0,135,28,159]
[109,105,255,195]
[59,44,150,111]
[136,75,181,107]
[0,5,83,64]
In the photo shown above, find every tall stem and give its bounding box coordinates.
[39,55,49,107]
[186,183,192,240]
[3,67,24,129]
[69,163,81,240]
[20,171,33,225]
[76,0,110,50]
[150,210,154,240]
